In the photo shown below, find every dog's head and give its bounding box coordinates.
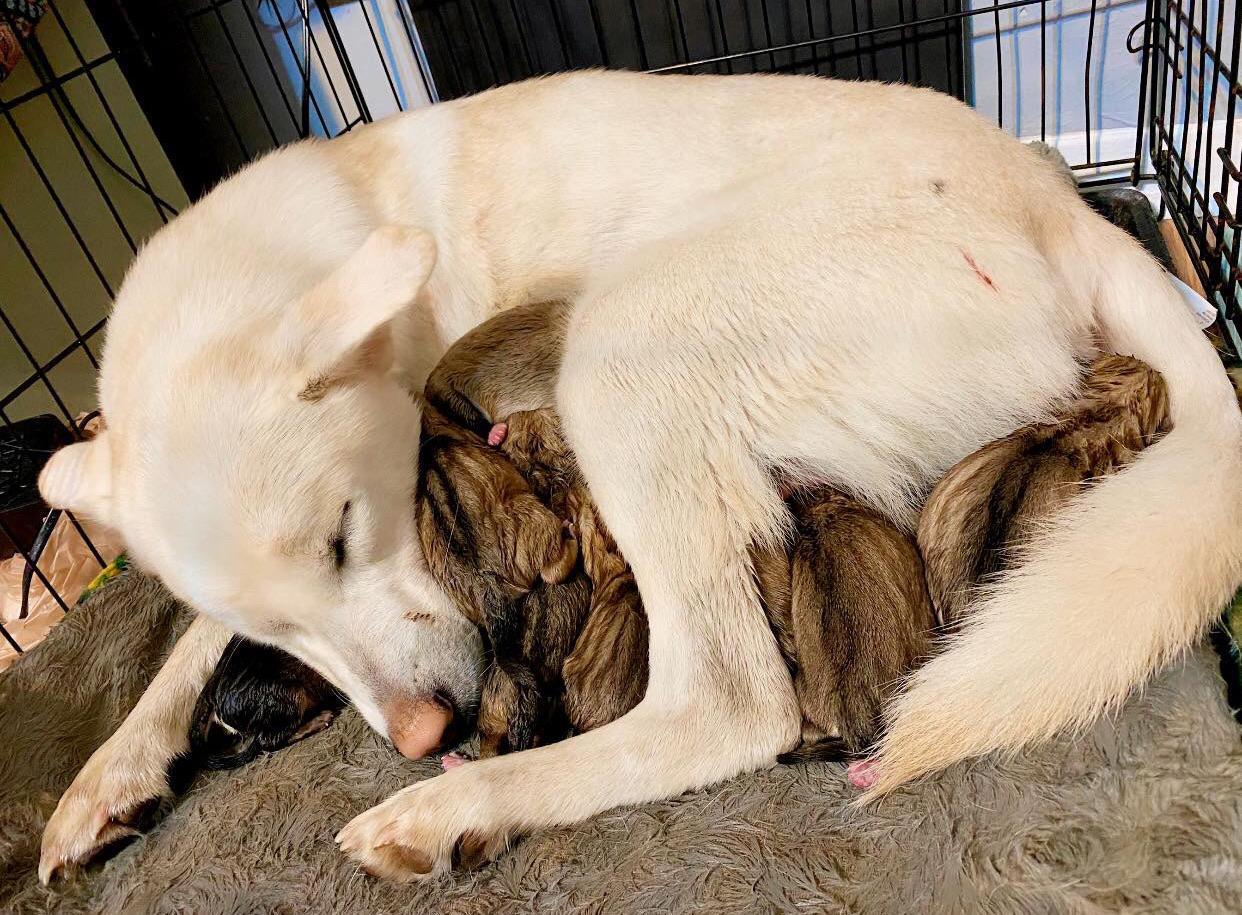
[39,214,484,760]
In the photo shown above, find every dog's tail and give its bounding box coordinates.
[865,209,1242,798]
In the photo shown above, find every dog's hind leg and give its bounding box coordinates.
[39,615,232,882]
[336,289,801,881]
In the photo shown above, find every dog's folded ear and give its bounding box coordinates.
[291,226,437,400]
[38,432,114,525]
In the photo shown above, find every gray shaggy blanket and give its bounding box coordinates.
[2,569,1241,914]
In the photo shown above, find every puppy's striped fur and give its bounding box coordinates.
[919,355,1170,629]
[416,404,583,756]
[498,410,649,735]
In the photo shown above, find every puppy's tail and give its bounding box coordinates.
[865,209,1242,798]
[777,738,855,765]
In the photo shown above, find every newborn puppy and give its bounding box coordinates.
[417,403,586,757]
[763,492,936,759]
[919,354,1170,628]
[189,636,344,770]
[425,302,654,747]
[418,404,579,605]
[471,570,592,757]
[423,299,571,444]
[498,409,649,733]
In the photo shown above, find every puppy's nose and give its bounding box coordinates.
[384,696,453,760]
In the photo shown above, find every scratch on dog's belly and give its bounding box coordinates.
[961,249,998,293]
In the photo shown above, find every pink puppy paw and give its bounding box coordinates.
[487,422,508,447]
[440,751,470,771]
[846,759,879,790]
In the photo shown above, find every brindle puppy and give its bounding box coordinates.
[423,300,651,751]
[417,403,583,757]
[422,300,571,443]
[496,409,648,734]
[918,354,1170,629]
[761,493,936,759]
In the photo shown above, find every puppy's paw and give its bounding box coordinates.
[846,758,879,790]
[39,740,172,883]
[336,768,512,880]
[540,531,579,585]
[487,422,508,447]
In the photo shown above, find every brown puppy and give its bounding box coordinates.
[416,404,584,757]
[497,409,649,734]
[422,300,571,443]
[918,354,1170,629]
[765,493,936,758]
[425,301,934,760]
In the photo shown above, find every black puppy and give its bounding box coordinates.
[188,636,345,770]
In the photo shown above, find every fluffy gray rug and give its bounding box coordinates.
[2,568,1241,914]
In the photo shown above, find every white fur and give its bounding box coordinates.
[36,71,1242,880]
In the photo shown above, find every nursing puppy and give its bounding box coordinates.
[38,73,1241,882]
[760,492,935,759]
[425,303,652,741]
[416,402,587,757]
[495,408,650,735]
[919,355,1171,628]
[422,305,649,747]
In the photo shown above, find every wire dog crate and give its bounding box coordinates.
[0,0,1239,659]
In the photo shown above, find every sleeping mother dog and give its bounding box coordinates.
[185,315,1169,789]
[36,71,1242,881]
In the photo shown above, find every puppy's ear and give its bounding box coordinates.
[38,432,113,524]
[292,226,436,400]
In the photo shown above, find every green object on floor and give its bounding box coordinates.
[78,553,129,605]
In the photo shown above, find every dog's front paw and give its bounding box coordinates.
[336,769,511,880]
[39,738,172,883]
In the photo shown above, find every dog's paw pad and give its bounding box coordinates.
[440,752,470,771]
[487,422,508,447]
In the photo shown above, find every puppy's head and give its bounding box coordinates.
[190,636,345,769]
[41,220,484,760]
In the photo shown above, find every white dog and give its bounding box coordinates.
[36,71,1242,882]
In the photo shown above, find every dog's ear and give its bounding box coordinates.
[292,226,436,400]
[38,432,114,524]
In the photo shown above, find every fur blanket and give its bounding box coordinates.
[2,569,1241,914]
